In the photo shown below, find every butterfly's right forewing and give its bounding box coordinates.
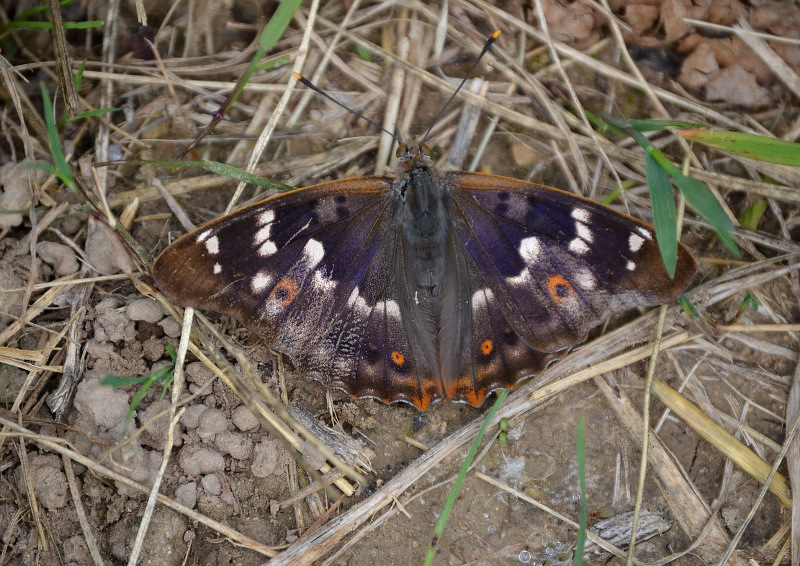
[153,177,395,357]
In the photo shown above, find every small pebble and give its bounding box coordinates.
[181,405,209,429]
[215,431,253,461]
[174,482,197,509]
[126,298,164,323]
[179,446,225,476]
[197,408,227,442]
[159,317,182,338]
[201,474,222,496]
[37,241,79,276]
[231,405,259,431]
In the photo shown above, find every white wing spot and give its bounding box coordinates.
[302,238,325,268]
[254,225,272,245]
[575,222,593,243]
[205,236,219,255]
[519,237,541,263]
[507,267,533,289]
[213,263,222,275]
[571,208,590,223]
[347,287,369,315]
[251,271,273,292]
[637,227,653,240]
[258,240,278,257]
[569,238,589,255]
[575,269,596,290]
[471,288,495,310]
[377,300,401,319]
[626,260,636,271]
[258,210,275,225]
[197,229,212,243]
[628,233,645,252]
[311,270,335,293]
[347,286,370,318]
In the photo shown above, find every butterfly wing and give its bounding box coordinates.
[153,176,443,408]
[296,225,445,409]
[437,231,567,406]
[440,171,696,403]
[154,177,401,356]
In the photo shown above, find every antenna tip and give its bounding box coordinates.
[491,30,501,39]
[292,72,303,80]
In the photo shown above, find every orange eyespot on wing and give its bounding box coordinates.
[269,277,299,307]
[480,339,493,356]
[547,274,575,304]
[391,351,405,366]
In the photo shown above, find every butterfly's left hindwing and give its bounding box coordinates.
[153,177,396,357]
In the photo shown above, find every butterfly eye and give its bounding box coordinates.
[395,144,407,158]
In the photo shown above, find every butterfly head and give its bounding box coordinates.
[395,142,433,171]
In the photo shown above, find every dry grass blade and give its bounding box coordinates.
[653,378,790,507]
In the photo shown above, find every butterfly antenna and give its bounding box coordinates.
[292,72,402,144]
[420,30,501,144]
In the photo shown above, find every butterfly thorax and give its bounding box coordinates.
[396,143,448,293]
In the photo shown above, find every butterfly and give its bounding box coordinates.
[152,138,697,410]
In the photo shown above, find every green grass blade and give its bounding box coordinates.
[677,295,699,317]
[672,172,740,257]
[69,107,122,121]
[644,153,678,277]
[738,200,767,230]
[40,82,75,191]
[677,129,800,167]
[603,114,741,260]
[625,118,708,131]
[259,0,303,51]
[16,0,72,21]
[97,159,294,193]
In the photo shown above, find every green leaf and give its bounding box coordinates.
[597,113,741,260]
[645,153,678,277]
[677,129,800,167]
[356,44,372,61]
[677,295,699,317]
[40,82,75,191]
[256,54,291,72]
[259,0,303,52]
[738,200,768,231]
[673,173,740,257]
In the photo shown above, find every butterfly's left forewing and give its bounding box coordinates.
[445,171,696,356]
